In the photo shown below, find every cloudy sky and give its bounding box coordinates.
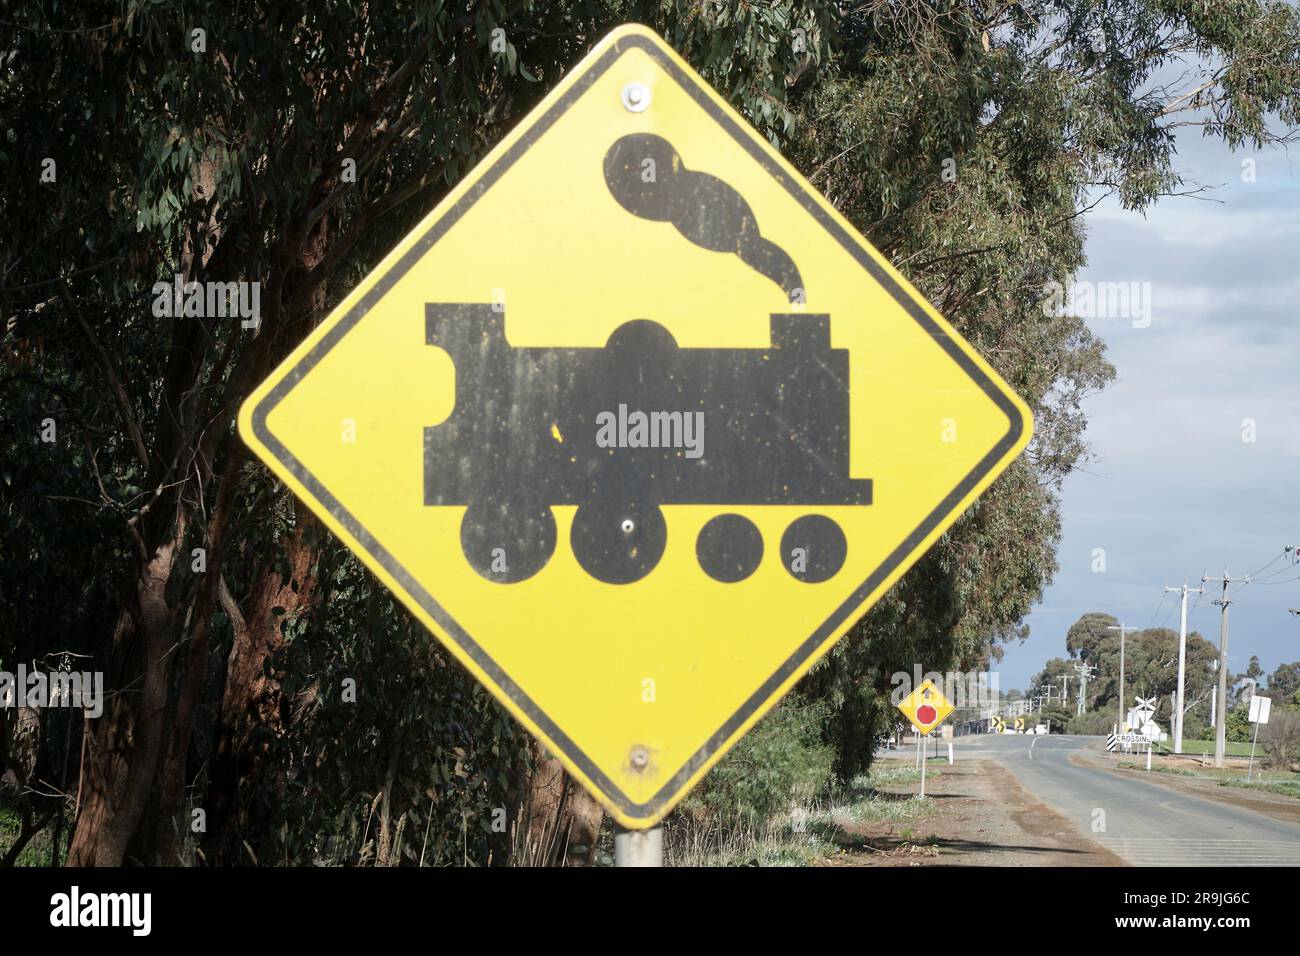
[1001,125,1300,692]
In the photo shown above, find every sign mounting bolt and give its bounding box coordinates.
[621,82,650,113]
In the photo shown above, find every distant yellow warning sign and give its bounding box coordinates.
[897,680,955,736]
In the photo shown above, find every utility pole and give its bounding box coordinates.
[1163,582,1204,754]
[1073,662,1096,716]
[1059,675,1071,709]
[1107,623,1141,732]
[1205,571,1249,769]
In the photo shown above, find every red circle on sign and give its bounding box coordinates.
[917,704,937,725]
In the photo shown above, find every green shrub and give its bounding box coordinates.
[1182,714,1210,742]
[1067,709,1117,736]
[1226,705,1253,743]
[683,699,835,823]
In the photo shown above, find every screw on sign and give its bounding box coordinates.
[239,24,1032,859]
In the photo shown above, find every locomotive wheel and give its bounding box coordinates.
[571,501,666,584]
[696,514,763,582]
[780,514,846,583]
[460,498,557,583]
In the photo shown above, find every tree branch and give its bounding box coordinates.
[58,279,151,471]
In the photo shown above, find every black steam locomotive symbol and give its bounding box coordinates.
[421,134,872,585]
[424,306,871,584]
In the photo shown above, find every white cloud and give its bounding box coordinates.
[1005,129,1300,690]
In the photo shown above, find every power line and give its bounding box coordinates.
[1145,591,1171,629]
[1250,546,1300,583]
[1258,572,1300,586]
[1246,548,1288,579]
[1157,594,1179,630]
[1248,563,1295,583]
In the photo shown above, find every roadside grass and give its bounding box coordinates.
[662,763,940,866]
[1170,739,1256,758]
[1217,776,1300,799]
[1117,762,1300,799]
[0,803,57,867]
[662,813,836,867]
[836,765,939,838]
[817,765,939,824]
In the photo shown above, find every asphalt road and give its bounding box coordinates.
[940,734,1300,866]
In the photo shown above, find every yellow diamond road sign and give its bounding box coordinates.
[239,24,1031,828]
[897,680,955,736]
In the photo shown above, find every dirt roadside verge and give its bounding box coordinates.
[1071,746,1300,826]
[817,757,1125,866]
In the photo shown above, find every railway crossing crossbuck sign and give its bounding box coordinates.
[239,24,1033,828]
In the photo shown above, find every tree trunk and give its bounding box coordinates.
[206,513,322,859]
[515,740,604,866]
[63,170,336,862]
[67,537,185,865]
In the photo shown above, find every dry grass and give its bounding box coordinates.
[661,765,939,866]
